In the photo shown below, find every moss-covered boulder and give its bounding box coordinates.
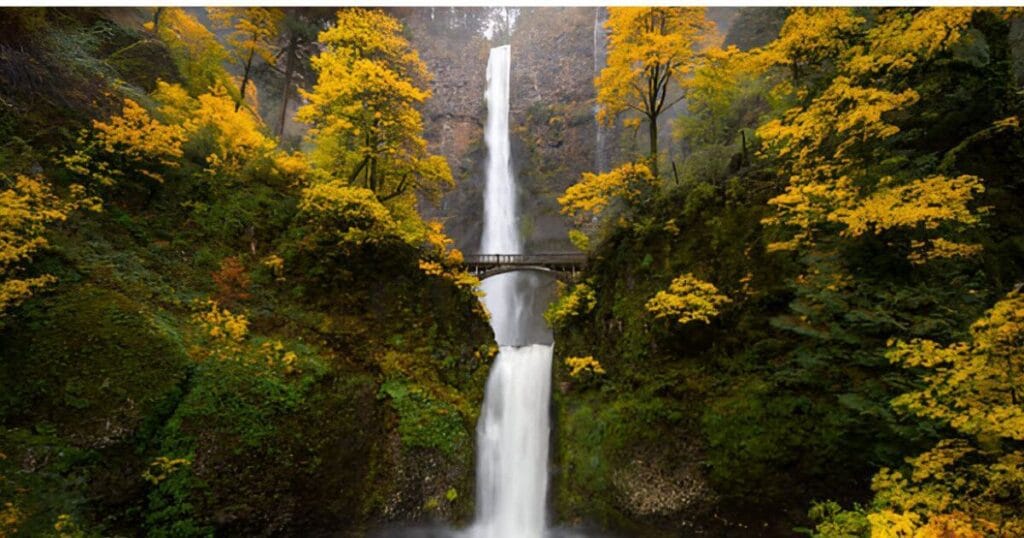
[0,284,189,447]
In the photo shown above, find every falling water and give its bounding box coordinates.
[472,44,554,538]
[593,7,608,173]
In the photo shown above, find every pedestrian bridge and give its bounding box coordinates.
[463,253,587,280]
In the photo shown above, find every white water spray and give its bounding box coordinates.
[472,45,553,538]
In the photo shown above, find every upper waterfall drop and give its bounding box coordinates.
[480,44,520,257]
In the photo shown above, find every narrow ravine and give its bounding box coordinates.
[471,44,554,538]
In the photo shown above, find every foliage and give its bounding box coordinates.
[297,8,453,205]
[815,292,1024,536]
[545,280,597,329]
[559,162,657,224]
[379,379,470,457]
[597,7,713,176]
[0,7,492,534]
[0,174,98,317]
[147,8,233,97]
[555,6,1024,534]
[645,273,730,325]
[64,98,186,186]
[208,8,283,110]
[565,356,606,377]
[296,180,399,247]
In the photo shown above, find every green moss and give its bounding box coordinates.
[0,284,189,443]
[379,379,471,457]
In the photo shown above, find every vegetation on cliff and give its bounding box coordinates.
[555,7,1024,535]
[0,7,491,535]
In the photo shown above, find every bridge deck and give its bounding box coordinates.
[463,253,586,278]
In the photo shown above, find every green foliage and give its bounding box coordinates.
[0,7,492,535]
[554,8,1024,534]
[379,379,470,457]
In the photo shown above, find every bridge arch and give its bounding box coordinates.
[463,253,586,281]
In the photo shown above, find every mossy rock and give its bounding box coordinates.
[0,283,189,447]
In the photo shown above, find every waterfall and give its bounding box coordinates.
[472,45,553,538]
[593,7,608,173]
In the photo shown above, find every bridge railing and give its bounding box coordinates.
[462,253,587,266]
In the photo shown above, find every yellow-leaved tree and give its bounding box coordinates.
[759,8,986,264]
[814,291,1024,536]
[208,8,283,111]
[558,161,657,225]
[1,175,99,317]
[147,8,233,97]
[596,7,713,178]
[646,273,730,325]
[63,98,186,186]
[297,8,453,205]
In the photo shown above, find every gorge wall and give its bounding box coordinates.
[403,7,609,254]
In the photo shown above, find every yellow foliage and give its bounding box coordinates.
[53,514,83,538]
[259,340,300,375]
[889,292,1024,441]
[418,221,480,292]
[545,281,597,328]
[762,8,865,78]
[142,456,191,485]
[596,7,713,176]
[1,174,98,316]
[568,229,590,251]
[597,7,712,125]
[208,8,282,66]
[150,81,281,179]
[565,356,606,377]
[261,253,285,281]
[1,501,24,536]
[193,299,249,342]
[65,98,186,186]
[187,87,276,176]
[646,273,730,325]
[150,8,231,96]
[830,175,984,237]
[208,7,283,110]
[851,292,1024,536]
[559,162,657,224]
[297,8,452,204]
[760,9,986,262]
[297,181,398,245]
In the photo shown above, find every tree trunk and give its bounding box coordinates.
[275,33,298,138]
[236,49,255,113]
[152,7,164,32]
[648,115,659,179]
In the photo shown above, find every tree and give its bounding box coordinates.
[208,8,283,112]
[297,8,453,204]
[273,8,334,138]
[596,7,712,178]
[147,8,232,97]
[63,98,186,186]
[645,273,730,325]
[558,161,657,224]
[207,9,282,110]
[814,291,1024,536]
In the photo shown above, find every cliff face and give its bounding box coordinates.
[396,8,490,253]
[509,7,600,253]
[404,7,603,254]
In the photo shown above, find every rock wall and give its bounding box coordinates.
[403,7,604,254]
